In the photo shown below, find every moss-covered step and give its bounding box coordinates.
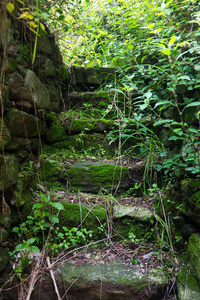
[65,159,144,193]
[67,90,125,110]
[64,118,116,134]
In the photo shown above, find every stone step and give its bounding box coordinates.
[64,158,145,193]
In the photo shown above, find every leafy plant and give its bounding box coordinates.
[10,192,93,278]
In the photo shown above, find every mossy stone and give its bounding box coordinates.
[177,268,200,300]
[40,161,59,179]
[66,163,128,192]
[0,154,19,191]
[65,119,115,134]
[181,179,200,196]
[46,124,66,143]
[187,234,200,281]
[59,203,106,234]
[0,247,9,272]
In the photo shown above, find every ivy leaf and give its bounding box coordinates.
[6,3,15,12]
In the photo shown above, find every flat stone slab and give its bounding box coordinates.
[30,259,168,300]
[113,205,154,222]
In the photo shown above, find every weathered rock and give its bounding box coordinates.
[187,234,200,281]
[30,260,168,300]
[0,14,14,50]
[0,227,9,243]
[12,173,34,207]
[71,67,117,86]
[46,81,62,112]
[113,205,154,222]
[177,268,200,300]
[42,58,57,77]
[0,84,9,112]
[4,136,30,151]
[0,118,11,148]
[0,247,9,272]
[15,100,32,113]
[3,57,18,73]
[0,210,11,228]
[0,154,19,190]
[5,109,47,137]
[37,34,54,55]
[9,70,50,109]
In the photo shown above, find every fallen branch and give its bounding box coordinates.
[46,256,62,300]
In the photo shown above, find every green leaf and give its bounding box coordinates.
[33,203,43,209]
[130,260,139,265]
[139,103,148,110]
[154,101,172,108]
[166,0,174,7]
[153,119,173,126]
[18,13,34,20]
[145,91,152,99]
[13,227,19,233]
[188,128,199,133]
[111,88,124,94]
[30,246,40,253]
[6,3,15,12]
[27,238,36,245]
[51,202,65,210]
[169,36,176,46]
[49,215,59,223]
[16,243,26,251]
[161,48,171,55]
[185,102,200,108]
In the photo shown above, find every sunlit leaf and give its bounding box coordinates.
[40,23,46,32]
[161,48,171,55]
[166,0,174,7]
[169,36,176,46]
[18,13,34,20]
[147,24,154,29]
[6,3,15,12]
[30,22,38,28]
[156,12,165,15]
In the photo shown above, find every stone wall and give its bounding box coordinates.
[0,8,66,265]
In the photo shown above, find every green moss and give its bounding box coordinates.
[59,203,106,233]
[178,268,200,292]
[46,124,66,142]
[7,57,17,71]
[181,179,200,196]
[45,111,59,126]
[67,164,127,191]
[40,161,59,179]
[191,191,200,207]
[187,234,200,281]
[65,119,115,133]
